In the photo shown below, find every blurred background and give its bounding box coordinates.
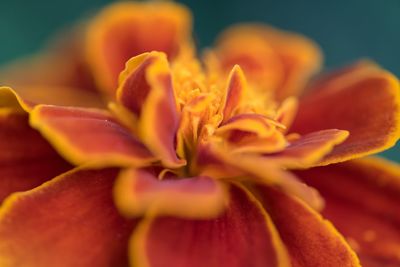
[0,0,399,161]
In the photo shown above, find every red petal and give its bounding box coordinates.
[114,168,228,218]
[130,184,290,267]
[0,168,136,267]
[292,62,400,165]
[296,157,400,266]
[86,2,192,94]
[117,52,184,168]
[255,185,361,267]
[30,105,155,168]
[0,112,71,203]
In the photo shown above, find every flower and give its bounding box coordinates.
[0,2,399,267]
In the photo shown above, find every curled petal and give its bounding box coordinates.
[296,157,400,266]
[86,1,192,94]
[130,184,290,267]
[0,168,136,267]
[114,168,228,219]
[255,185,361,267]
[0,112,71,203]
[117,52,185,168]
[30,105,155,168]
[292,62,400,165]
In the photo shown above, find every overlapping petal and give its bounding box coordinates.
[212,24,322,100]
[130,184,289,267]
[0,111,71,203]
[296,157,400,266]
[0,168,136,267]
[86,1,192,95]
[114,168,228,219]
[291,62,400,165]
[117,52,185,168]
[30,105,155,168]
[254,185,361,267]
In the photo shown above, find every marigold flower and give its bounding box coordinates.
[0,2,399,267]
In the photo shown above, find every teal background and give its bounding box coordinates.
[0,0,399,162]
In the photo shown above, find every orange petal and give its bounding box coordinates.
[213,24,322,100]
[114,168,228,219]
[0,85,104,112]
[291,62,400,165]
[221,65,247,122]
[0,112,71,203]
[0,168,137,267]
[255,185,361,267]
[86,1,192,95]
[116,52,184,168]
[30,105,155,168]
[296,157,400,266]
[130,184,290,267]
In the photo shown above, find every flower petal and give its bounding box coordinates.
[0,29,99,94]
[296,157,400,266]
[213,24,322,100]
[0,112,71,203]
[117,52,185,168]
[0,168,136,267]
[86,1,192,94]
[114,168,228,219]
[255,185,361,267]
[291,63,400,165]
[221,65,247,122]
[30,105,155,168]
[130,184,290,267]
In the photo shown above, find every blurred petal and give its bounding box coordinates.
[0,86,34,112]
[86,1,192,94]
[0,85,104,111]
[213,24,322,100]
[255,185,361,267]
[130,184,290,267]
[0,29,98,93]
[292,63,400,165]
[0,112,71,203]
[296,157,400,266]
[30,105,155,168]
[0,168,136,267]
[114,168,228,218]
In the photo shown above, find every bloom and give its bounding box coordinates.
[0,1,399,266]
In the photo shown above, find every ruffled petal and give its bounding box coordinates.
[130,184,290,267]
[255,185,361,267]
[296,157,400,266]
[292,62,400,165]
[0,168,136,267]
[30,105,155,168]
[114,168,228,218]
[86,1,192,94]
[212,24,322,100]
[0,112,71,203]
[117,52,185,168]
